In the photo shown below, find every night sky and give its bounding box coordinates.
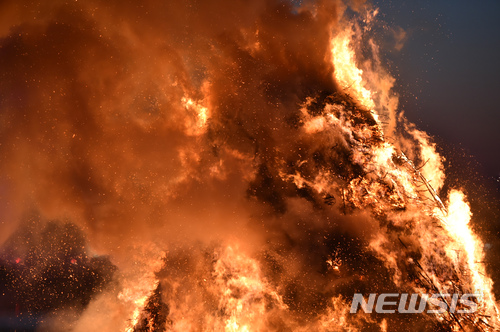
[373,0,500,189]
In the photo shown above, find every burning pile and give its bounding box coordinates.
[0,0,498,331]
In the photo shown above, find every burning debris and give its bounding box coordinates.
[116,89,498,331]
[0,0,498,331]
[0,215,116,330]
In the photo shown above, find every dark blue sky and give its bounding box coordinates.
[372,0,500,185]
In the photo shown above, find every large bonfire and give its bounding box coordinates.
[0,0,497,331]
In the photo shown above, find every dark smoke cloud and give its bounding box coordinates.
[0,213,115,330]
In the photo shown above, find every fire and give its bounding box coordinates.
[331,27,377,116]
[0,1,498,331]
[409,127,446,192]
[118,245,165,332]
[217,246,287,331]
[440,190,498,318]
[329,9,499,329]
[181,96,210,135]
[156,245,287,332]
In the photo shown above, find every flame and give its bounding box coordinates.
[329,9,499,329]
[158,245,287,331]
[440,190,498,317]
[117,14,500,330]
[331,27,377,115]
[409,127,446,192]
[181,96,210,135]
[118,245,165,332]
[316,296,376,331]
[215,246,287,331]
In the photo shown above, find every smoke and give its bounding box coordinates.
[0,0,497,331]
[0,0,344,325]
[0,0,342,248]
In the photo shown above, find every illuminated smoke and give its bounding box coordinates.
[0,0,498,331]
